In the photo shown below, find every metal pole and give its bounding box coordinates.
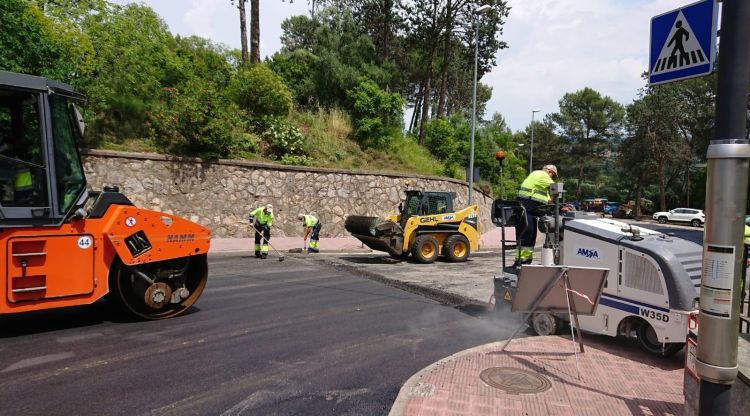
[499,159,506,270]
[529,109,539,172]
[697,1,750,415]
[529,111,536,172]
[468,20,479,205]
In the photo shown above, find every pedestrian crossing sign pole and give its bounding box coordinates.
[649,0,718,85]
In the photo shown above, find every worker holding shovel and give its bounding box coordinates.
[298,213,321,253]
[248,204,274,259]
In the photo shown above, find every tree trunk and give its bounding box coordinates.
[418,53,434,145]
[684,162,691,206]
[576,161,584,201]
[410,84,424,135]
[382,0,393,61]
[238,0,249,65]
[250,0,260,63]
[436,0,452,118]
[658,162,667,212]
[635,174,643,217]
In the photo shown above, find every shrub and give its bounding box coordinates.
[267,49,319,107]
[280,154,313,166]
[346,78,404,150]
[228,64,293,118]
[424,118,458,162]
[262,116,307,158]
[147,81,244,160]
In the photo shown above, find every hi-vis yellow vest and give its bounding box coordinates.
[14,168,32,191]
[518,170,554,203]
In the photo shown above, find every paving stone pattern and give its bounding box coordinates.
[393,335,685,416]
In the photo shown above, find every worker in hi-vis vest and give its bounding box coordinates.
[14,165,33,204]
[514,165,558,267]
[248,204,274,259]
[298,213,321,253]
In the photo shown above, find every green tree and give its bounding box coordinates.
[347,78,404,149]
[549,87,625,201]
[279,9,391,108]
[623,86,692,212]
[148,81,246,160]
[0,0,94,81]
[518,118,564,173]
[170,36,234,87]
[75,2,179,142]
[228,64,293,118]
[267,49,319,106]
[424,118,458,162]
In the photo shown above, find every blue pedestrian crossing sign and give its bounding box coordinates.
[649,0,718,85]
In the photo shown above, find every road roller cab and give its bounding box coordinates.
[0,71,210,320]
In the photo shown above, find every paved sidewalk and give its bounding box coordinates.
[388,335,685,416]
[209,226,513,253]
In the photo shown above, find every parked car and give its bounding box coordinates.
[652,208,705,227]
[581,198,608,212]
[603,202,621,215]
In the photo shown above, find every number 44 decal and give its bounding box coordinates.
[640,308,670,323]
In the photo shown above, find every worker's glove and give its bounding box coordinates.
[247,214,255,223]
[263,225,271,232]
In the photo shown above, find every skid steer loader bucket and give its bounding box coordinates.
[345,215,404,256]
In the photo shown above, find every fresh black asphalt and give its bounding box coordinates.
[0,254,520,416]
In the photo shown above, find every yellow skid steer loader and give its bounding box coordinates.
[345,190,479,263]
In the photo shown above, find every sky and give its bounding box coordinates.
[112,0,696,132]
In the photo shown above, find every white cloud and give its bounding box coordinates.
[183,0,222,39]
[486,0,690,131]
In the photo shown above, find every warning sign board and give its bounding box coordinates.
[648,0,717,85]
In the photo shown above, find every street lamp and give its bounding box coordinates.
[468,4,492,205]
[529,109,540,172]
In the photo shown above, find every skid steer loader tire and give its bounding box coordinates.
[412,235,439,263]
[442,234,470,262]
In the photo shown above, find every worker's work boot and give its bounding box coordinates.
[261,253,268,259]
[255,252,261,258]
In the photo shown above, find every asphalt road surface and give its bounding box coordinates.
[0,255,520,416]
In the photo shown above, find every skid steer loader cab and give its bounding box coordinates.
[0,71,210,320]
[399,190,454,226]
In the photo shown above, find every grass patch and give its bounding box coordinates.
[88,108,450,178]
[96,138,161,153]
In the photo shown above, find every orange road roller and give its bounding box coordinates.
[0,71,210,320]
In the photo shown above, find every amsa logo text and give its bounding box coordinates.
[442,214,455,221]
[575,247,601,260]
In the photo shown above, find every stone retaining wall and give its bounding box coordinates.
[82,150,495,238]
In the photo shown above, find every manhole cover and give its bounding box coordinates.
[479,367,552,394]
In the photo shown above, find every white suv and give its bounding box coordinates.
[652,208,705,227]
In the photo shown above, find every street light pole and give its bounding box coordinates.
[529,109,540,172]
[468,4,492,205]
